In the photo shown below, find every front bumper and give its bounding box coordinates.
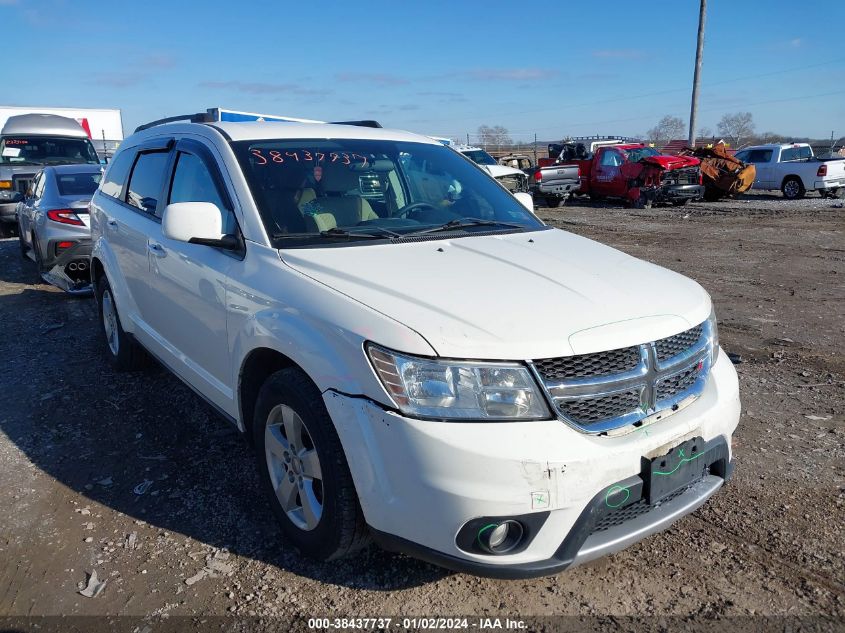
[661,184,705,201]
[324,351,740,577]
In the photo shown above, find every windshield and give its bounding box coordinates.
[460,149,498,166]
[622,147,660,162]
[0,136,100,166]
[232,139,544,246]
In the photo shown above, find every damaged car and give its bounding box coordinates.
[681,143,756,201]
[551,141,704,207]
[17,164,100,293]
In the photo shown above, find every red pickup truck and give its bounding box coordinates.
[539,141,705,207]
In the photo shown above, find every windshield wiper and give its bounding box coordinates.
[320,226,401,239]
[406,218,526,236]
[272,226,400,241]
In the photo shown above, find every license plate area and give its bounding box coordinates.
[643,436,712,504]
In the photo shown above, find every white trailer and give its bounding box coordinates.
[0,106,123,159]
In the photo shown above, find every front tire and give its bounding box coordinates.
[253,368,370,560]
[781,177,805,199]
[95,275,149,371]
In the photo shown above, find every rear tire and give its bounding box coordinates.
[781,177,805,199]
[96,275,149,371]
[672,199,690,207]
[31,233,46,273]
[253,367,370,560]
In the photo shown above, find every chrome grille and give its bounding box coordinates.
[13,176,34,196]
[656,362,703,402]
[531,320,712,433]
[662,167,699,186]
[358,174,381,197]
[535,347,640,381]
[655,324,703,363]
[557,389,641,425]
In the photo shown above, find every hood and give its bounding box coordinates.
[280,229,711,360]
[641,155,700,170]
[481,164,524,179]
[0,164,40,177]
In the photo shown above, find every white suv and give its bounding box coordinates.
[89,115,740,578]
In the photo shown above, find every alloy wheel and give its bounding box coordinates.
[264,404,324,531]
[101,289,120,356]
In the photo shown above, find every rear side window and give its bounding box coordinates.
[780,146,811,162]
[57,172,101,196]
[126,151,169,215]
[100,150,134,199]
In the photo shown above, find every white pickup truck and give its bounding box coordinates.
[734,143,845,199]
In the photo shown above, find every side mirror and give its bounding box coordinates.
[162,202,239,249]
[514,192,534,211]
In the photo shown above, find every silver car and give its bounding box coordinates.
[17,164,101,293]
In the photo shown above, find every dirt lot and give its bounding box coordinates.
[0,192,843,630]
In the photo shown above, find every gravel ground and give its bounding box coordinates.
[0,191,843,630]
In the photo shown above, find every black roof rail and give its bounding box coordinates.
[330,120,382,129]
[134,111,216,133]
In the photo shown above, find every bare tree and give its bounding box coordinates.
[758,131,786,144]
[477,125,512,149]
[646,115,686,146]
[717,112,755,148]
[697,126,713,139]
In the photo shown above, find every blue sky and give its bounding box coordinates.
[2,0,844,142]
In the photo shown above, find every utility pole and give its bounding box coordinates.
[688,0,707,147]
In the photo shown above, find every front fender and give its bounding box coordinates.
[227,244,437,427]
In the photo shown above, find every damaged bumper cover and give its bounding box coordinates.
[322,351,740,577]
[41,241,94,294]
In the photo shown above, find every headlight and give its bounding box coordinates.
[707,304,719,365]
[367,344,551,420]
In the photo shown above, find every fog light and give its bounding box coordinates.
[477,520,524,555]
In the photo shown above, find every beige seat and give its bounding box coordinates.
[301,164,378,232]
[297,187,316,211]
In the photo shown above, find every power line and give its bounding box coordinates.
[448,89,845,140]
[419,56,845,126]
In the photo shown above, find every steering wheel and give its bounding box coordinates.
[396,201,437,219]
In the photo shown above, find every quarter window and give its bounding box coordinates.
[125,151,169,215]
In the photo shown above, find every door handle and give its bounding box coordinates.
[106,219,118,228]
[147,241,166,257]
